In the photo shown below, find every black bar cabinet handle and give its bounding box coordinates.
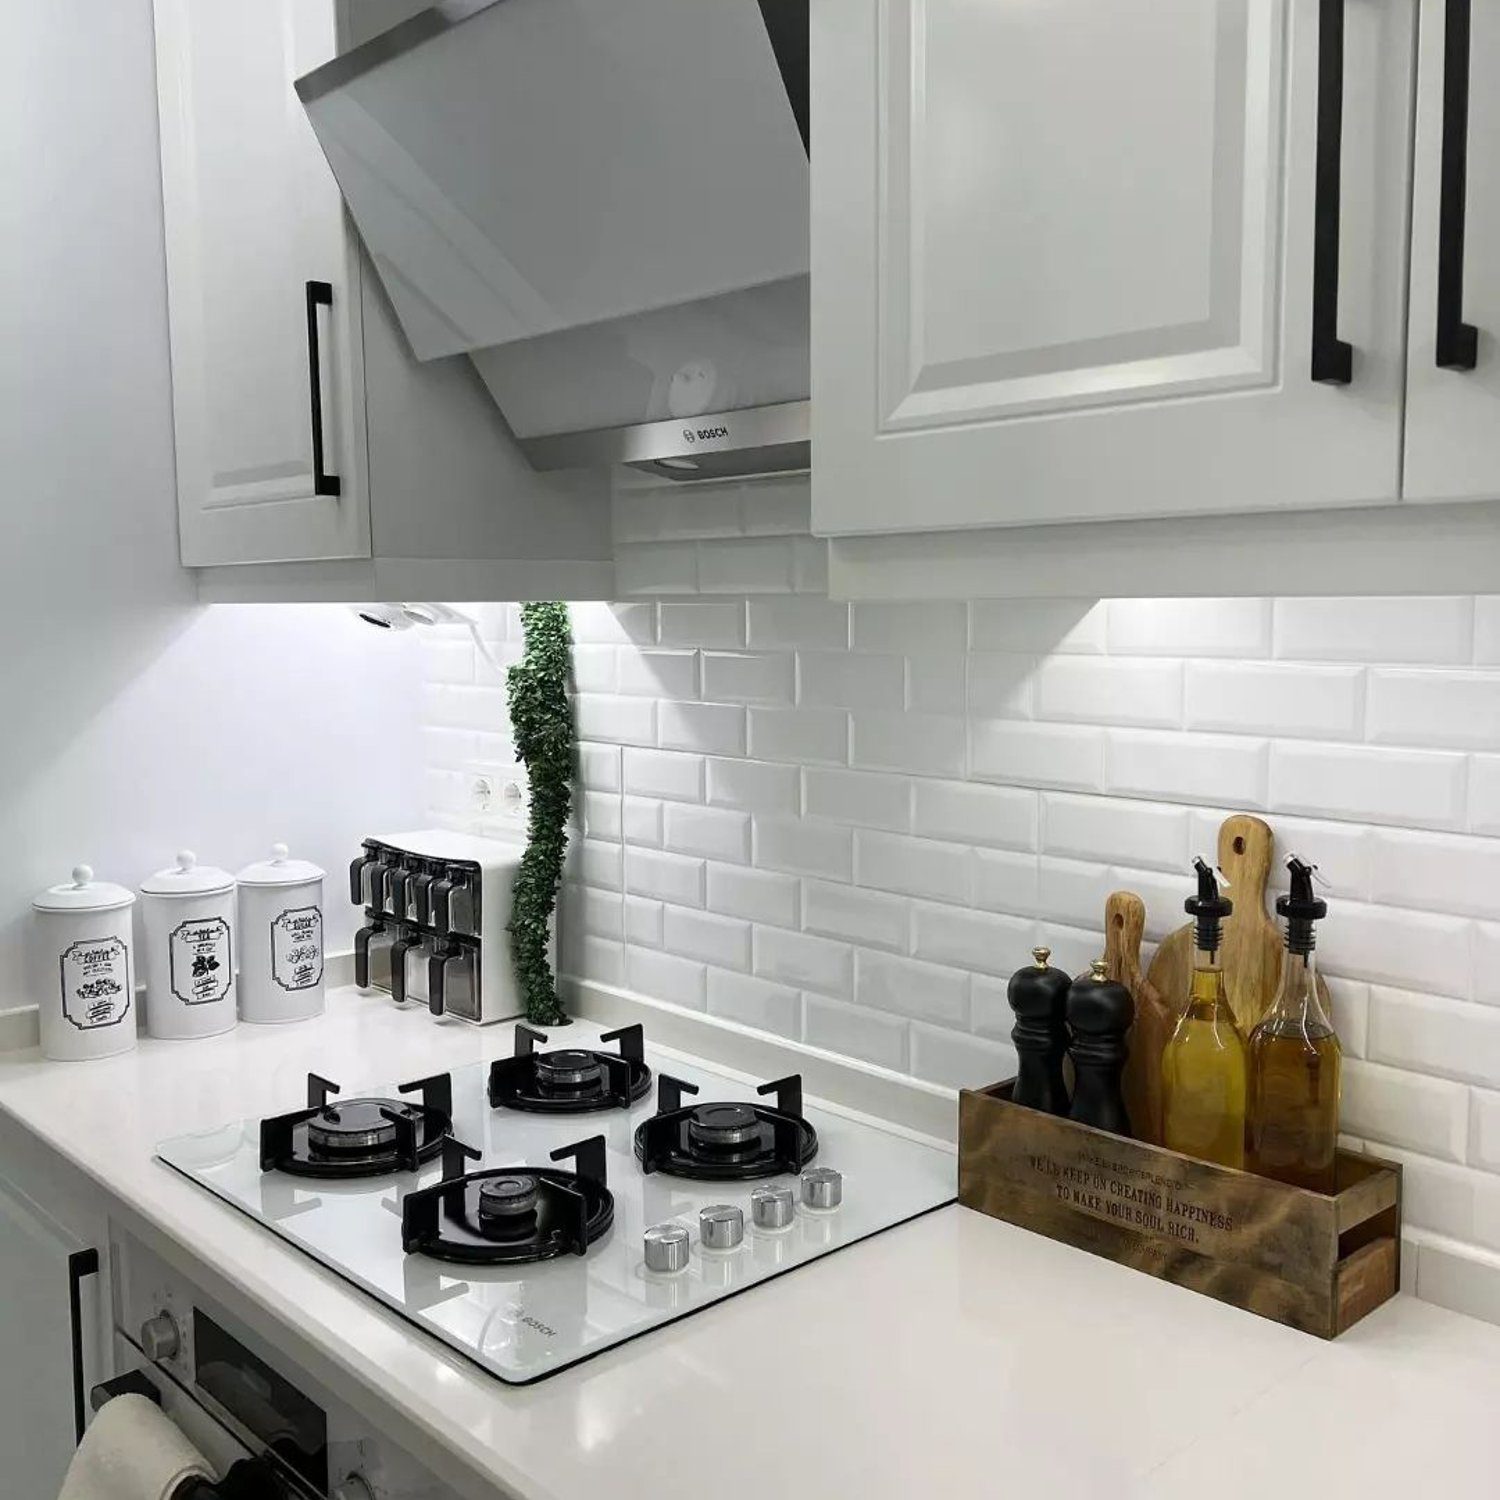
[1436,0,1479,369]
[1311,0,1353,384]
[304,280,342,496]
[68,1248,101,1442]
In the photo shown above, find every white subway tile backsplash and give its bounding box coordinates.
[850,712,966,778]
[707,969,801,1035]
[427,539,1500,1325]
[804,767,910,832]
[701,652,794,705]
[803,881,910,954]
[706,756,799,815]
[971,720,1104,792]
[740,475,813,537]
[621,797,663,848]
[1185,662,1364,740]
[970,599,1105,655]
[707,863,799,928]
[1367,669,1500,751]
[912,780,1037,851]
[798,651,905,710]
[659,602,745,649]
[747,598,849,649]
[658,701,746,757]
[910,1024,1018,1091]
[852,601,968,656]
[1270,743,1466,830]
[856,831,970,904]
[663,803,752,863]
[754,816,853,881]
[1041,793,1189,871]
[622,748,704,803]
[1108,598,1272,658]
[1274,596,1474,664]
[1035,657,1183,729]
[856,950,970,1028]
[696,537,795,594]
[624,847,705,908]
[803,994,910,1071]
[662,906,752,971]
[755,926,854,998]
[625,946,705,1009]
[1108,730,1268,807]
[748,708,848,765]
[574,694,657,747]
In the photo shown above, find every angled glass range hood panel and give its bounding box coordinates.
[297,0,811,363]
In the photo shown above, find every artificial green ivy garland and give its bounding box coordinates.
[506,601,575,1024]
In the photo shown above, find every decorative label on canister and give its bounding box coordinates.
[272,906,323,992]
[168,917,232,1005]
[59,938,132,1030]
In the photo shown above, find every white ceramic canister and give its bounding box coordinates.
[140,851,237,1039]
[236,844,325,1023]
[31,865,138,1061]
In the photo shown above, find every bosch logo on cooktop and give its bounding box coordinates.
[681,424,730,445]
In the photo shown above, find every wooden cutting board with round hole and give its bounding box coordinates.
[1105,890,1173,1145]
[1145,814,1332,1043]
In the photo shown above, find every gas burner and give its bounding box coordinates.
[259,1073,451,1179]
[634,1075,818,1181]
[401,1136,613,1265]
[486,1023,652,1114]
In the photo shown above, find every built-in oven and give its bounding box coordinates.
[104,1227,453,1500]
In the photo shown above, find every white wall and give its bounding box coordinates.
[0,0,423,1004]
[423,474,1500,1330]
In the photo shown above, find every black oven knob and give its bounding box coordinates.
[140,1309,181,1362]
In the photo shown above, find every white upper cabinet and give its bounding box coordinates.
[155,0,371,566]
[1404,0,1500,501]
[812,0,1417,536]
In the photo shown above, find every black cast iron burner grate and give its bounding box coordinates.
[633,1074,818,1181]
[400,1135,614,1266]
[259,1072,453,1179]
[486,1022,652,1114]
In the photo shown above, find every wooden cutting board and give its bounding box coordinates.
[1144,813,1332,1039]
[1105,890,1173,1145]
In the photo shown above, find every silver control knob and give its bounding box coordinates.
[698,1204,745,1250]
[332,1478,375,1500]
[801,1166,844,1210]
[643,1223,690,1273]
[750,1183,795,1230]
[139,1310,180,1363]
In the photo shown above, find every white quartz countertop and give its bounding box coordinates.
[2,989,1498,1500]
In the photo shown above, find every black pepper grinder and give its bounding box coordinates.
[1067,959,1134,1137]
[1006,946,1071,1115]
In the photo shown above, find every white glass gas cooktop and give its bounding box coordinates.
[156,1022,956,1384]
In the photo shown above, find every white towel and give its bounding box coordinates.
[57,1394,214,1500]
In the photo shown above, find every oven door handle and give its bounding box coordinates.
[68,1248,101,1443]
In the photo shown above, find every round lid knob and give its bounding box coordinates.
[72,864,93,886]
[33,864,135,912]
[236,843,325,886]
[801,1166,843,1210]
[140,850,235,897]
[643,1223,690,1273]
[698,1204,744,1251]
[750,1183,795,1230]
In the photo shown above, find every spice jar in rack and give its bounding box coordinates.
[236,844,325,1023]
[31,865,138,1061]
[140,851,237,1040]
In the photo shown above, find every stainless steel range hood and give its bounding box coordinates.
[296,0,810,481]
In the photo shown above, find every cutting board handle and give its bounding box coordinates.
[1217,814,1274,917]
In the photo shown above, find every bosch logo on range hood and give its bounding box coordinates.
[296,0,809,482]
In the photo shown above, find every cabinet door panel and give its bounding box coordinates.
[1404,0,1500,501]
[155,0,370,565]
[812,0,1415,535]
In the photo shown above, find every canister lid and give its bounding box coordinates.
[33,864,136,913]
[140,850,235,897]
[237,842,324,887]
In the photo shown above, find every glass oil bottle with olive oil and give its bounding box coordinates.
[1161,858,1247,1168]
[1246,857,1342,1192]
